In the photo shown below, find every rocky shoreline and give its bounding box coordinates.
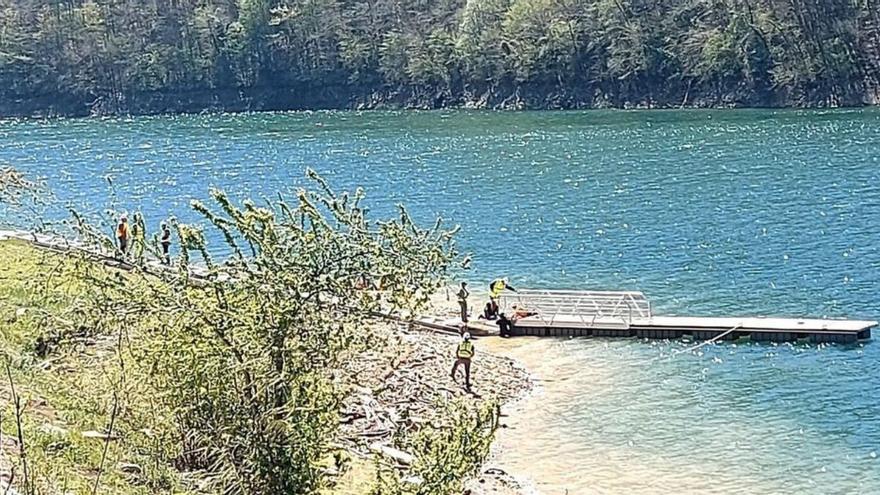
[1,82,878,118]
[337,319,532,494]
[423,291,535,495]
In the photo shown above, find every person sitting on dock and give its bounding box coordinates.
[497,313,513,337]
[451,332,475,390]
[479,300,499,320]
[116,215,129,255]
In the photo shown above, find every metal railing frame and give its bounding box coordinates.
[500,289,653,329]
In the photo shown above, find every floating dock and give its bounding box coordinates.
[432,289,876,343]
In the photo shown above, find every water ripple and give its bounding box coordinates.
[3,109,880,493]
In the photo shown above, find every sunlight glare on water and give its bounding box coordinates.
[2,109,880,493]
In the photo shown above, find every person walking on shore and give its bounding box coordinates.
[160,222,172,265]
[451,332,475,390]
[457,281,470,323]
[116,215,130,256]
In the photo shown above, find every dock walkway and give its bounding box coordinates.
[481,289,874,343]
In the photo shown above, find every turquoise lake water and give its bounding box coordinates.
[2,109,879,493]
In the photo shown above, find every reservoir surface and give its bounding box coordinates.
[2,109,879,493]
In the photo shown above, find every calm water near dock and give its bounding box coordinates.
[2,109,880,493]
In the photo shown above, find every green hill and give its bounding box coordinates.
[1,0,879,115]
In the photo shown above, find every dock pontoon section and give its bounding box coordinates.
[499,289,875,343]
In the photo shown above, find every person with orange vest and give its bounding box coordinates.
[116,215,130,255]
[450,332,475,390]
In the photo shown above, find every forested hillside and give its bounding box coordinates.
[1,0,879,115]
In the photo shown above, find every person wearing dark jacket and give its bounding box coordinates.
[497,313,513,337]
[160,222,172,264]
[457,281,470,323]
[480,300,499,320]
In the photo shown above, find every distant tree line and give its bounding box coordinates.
[1,0,879,115]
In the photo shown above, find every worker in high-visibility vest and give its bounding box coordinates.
[451,332,475,390]
[131,212,146,264]
[488,277,517,301]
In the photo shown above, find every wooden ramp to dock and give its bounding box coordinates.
[413,316,497,337]
[502,290,876,343]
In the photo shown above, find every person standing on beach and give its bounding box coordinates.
[457,281,470,323]
[451,332,475,390]
[116,215,129,255]
[131,212,146,264]
[160,222,172,265]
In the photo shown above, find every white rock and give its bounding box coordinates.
[369,443,415,465]
[81,430,118,441]
[402,475,424,486]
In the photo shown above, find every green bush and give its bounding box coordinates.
[62,170,460,494]
[371,400,499,495]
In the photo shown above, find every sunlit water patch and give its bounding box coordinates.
[2,109,880,493]
[489,337,880,494]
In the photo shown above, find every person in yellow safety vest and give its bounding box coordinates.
[116,215,130,255]
[131,212,146,264]
[488,277,517,301]
[451,332,475,390]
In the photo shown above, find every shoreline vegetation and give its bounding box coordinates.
[0,235,532,495]
[1,0,880,117]
[0,166,534,494]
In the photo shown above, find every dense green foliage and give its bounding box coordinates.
[372,400,500,495]
[2,171,501,495]
[62,172,459,493]
[1,0,879,114]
